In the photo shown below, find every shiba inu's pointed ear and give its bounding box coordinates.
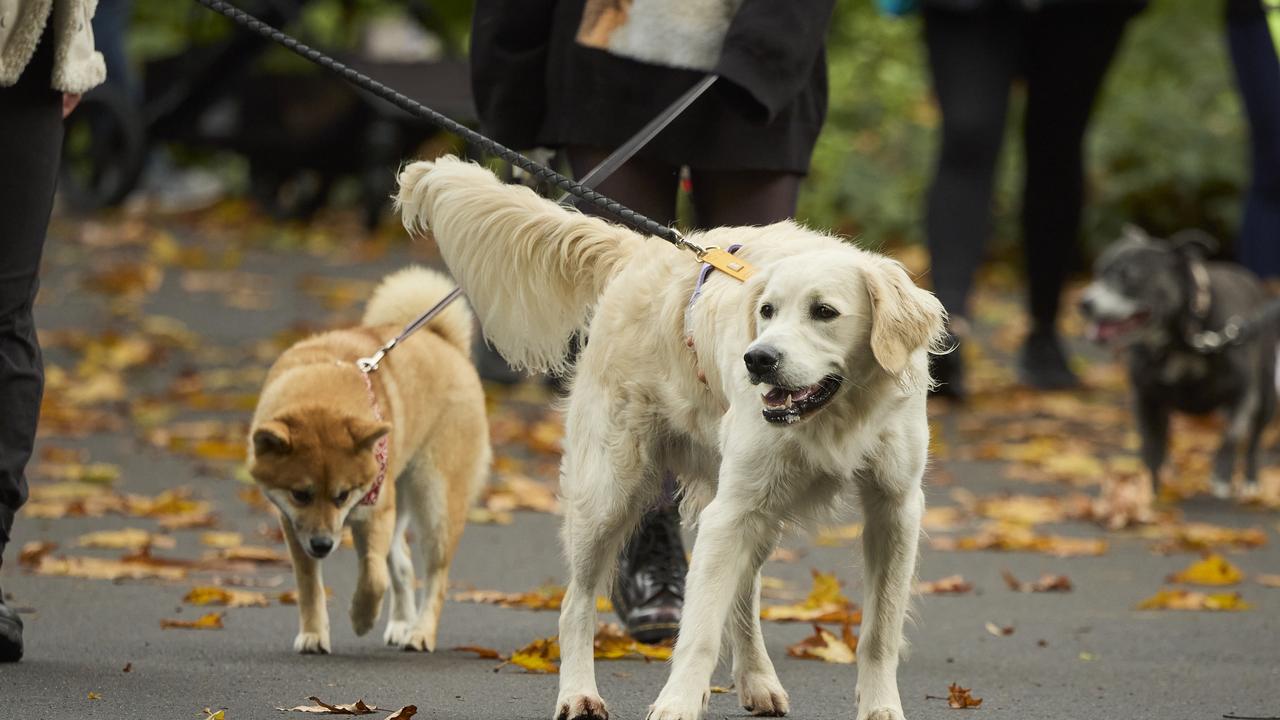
[1170,229,1218,258]
[252,421,291,456]
[865,258,947,387]
[349,418,392,452]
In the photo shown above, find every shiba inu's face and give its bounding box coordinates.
[248,407,390,559]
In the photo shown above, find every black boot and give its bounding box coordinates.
[928,330,965,400]
[0,585,22,663]
[612,506,686,644]
[1019,327,1079,390]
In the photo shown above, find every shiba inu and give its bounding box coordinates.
[248,266,490,653]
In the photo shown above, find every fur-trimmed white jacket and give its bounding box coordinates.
[0,0,105,92]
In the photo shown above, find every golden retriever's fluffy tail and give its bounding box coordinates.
[363,265,473,358]
[396,155,645,374]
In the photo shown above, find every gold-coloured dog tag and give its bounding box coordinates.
[698,247,755,282]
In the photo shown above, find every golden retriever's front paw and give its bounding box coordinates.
[401,627,437,652]
[646,691,707,720]
[383,620,412,646]
[860,707,905,720]
[736,673,789,716]
[554,693,608,720]
[294,631,331,654]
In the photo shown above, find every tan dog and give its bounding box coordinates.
[247,266,490,654]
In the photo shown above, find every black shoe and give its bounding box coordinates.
[1019,328,1079,390]
[0,586,23,663]
[928,331,965,400]
[612,507,686,644]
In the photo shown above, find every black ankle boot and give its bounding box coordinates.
[1019,327,1079,390]
[0,585,23,663]
[612,507,686,644]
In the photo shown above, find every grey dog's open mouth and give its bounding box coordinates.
[761,375,843,424]
[1086,311,1150,343]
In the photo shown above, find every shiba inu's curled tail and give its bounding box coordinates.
[396,155,645,375]
[363,265,473,358]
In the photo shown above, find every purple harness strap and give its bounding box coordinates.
[688,243,743,310]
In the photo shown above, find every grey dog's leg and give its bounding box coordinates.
[1213,391,1260,498]
[1135,395,1169,493]
[1241,387,1274,498]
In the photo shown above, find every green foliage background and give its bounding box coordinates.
[130,0,1250,258]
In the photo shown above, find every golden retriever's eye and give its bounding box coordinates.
[334,490,351,506]
[290,489,314,505]
[812,303,840,320]
[760,303,774,320]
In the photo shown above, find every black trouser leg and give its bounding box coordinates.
[921,6,1019,320]
[1021,7,1132,331]
[0,33,62,558]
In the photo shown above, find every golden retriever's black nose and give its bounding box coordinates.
[310,537,334,556]
[744,346,781,378]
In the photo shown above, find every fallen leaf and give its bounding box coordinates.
[453,585,612,613]
[785,623,857,664]
[504,636,560,674]
[1165,554,1244,586]
[160,612,225,629]
[984,621,1014,637]
[76,528,175,551]
[184,586,271,608]
[466,507,513,525]
[481,474,559,514]
[453,645,504,660]
[158,511,219,530]
[917,575,974,595]
[205,710,226,720]
[88,692,102,700]
[814,523,862,547]
[947,683,982,709]
[1256,574,1280,588]
[709,686,732,694]
[280,697,379,714]
[18,541,58,567]
[931,522,1107,557]
[593,623,671,661]
[381,708,416,720]
[122,662,132,673]
[211,545,289,565]
[1001,570,1073,593]
[761,569,861,624]
[278,587,333,605]
[34,554,187,581]
[200,532,244,549]
[1145,523,1267,554]
[1136,588,1251,611]
[36,461,121,484]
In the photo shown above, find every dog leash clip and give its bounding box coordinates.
[696,245,755,282]
[357,338,397,373]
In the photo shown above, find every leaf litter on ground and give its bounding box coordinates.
[760,569,861,624]
[785,623,857,663]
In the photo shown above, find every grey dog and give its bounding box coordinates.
[1079,226,1276,500]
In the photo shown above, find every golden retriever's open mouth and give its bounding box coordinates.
[761,375,843,424]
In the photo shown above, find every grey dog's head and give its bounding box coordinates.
[1078,226,1218,346]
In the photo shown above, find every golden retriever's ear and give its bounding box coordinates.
[864,258,947,382]
[743,280,767,341]
[349,418,392,452]
[252,421,291,457]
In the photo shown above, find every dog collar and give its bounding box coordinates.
[688,243,743,311]
[354,365,389,507]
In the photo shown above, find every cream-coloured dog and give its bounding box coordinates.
[397,156,945,720]
[247,266,490,654]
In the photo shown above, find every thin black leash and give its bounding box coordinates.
[191,0,732,372]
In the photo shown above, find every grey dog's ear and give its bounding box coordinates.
[1121,224,1152,244]
[1169,229,1219,258]
[864,258,947,389]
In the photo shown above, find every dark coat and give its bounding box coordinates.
[470,0,835,173]
[923,0,1146,11]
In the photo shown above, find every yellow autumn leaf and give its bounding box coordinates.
[505,637,560,673]
[199,532,243,549]
[160,612,225,629]
[1136,588,1251,611]
[761,569,861,624]
[76,527,174,551]
[1166,554,1243,586]
[184,586,271,608]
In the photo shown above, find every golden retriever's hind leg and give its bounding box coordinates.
[282,517,330,654]
[349,508,394,637]
[383,506,417,646]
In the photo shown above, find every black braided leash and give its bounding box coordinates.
[191,0,698,253]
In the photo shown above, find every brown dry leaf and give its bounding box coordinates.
[35,462,121,484]
[947,683,983,709]
[481,474,559,514]
[18,541,57,567]
[984,621,1014,637]
[1165,553,1243,586]
[185,586,271,608]
[76,528,175,551]
[1256,574,1280,588]
[453,645,504,660]
[381,708,417,720]
[34,554,187,581]
[1001,570,1072,593]
[200,532,244,549]
[158,511,219,530]
[916,575,974,595]
[84,262,163,298]
[972,494,1068,525]
[160,612,225,629]
[504,636,560,674]
[931,522,1107,557]
[279,697,380,714]
[1146,523,1268,554]
[122,662,132,673]
[761,569,861,624]
[1136,588,1251,611]
[125,488,213,519]
[212,545,289,565]
[785,623,857,664]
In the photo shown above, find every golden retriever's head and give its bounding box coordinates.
[743,249,945,424]
[247,407,390,558]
